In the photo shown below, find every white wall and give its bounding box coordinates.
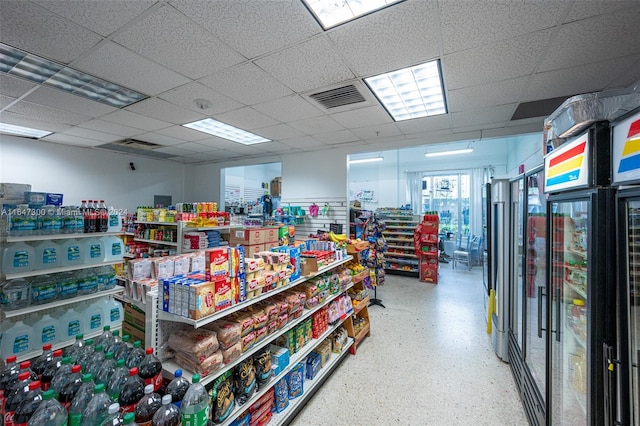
[0,135,186,212]
[506,133,544,177]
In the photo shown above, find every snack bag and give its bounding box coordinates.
[212,370,235,424]
[233,358,256,406]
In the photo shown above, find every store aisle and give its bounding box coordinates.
[291,266,528,426]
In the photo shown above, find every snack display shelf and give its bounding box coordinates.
[383,231,414,236]
[157,256,353,328]
[123,253,136,259]
[136,221,178,226]
[385,225,415,230]
[3,259,124,280]
[133,238,179,246]
[270,338,354,426]
[385,252,418,259]
[124,232,136,236]
[384,237,413,243]
[181,225,236,232]
[2,231,124,243]
[385,258,419,265]
[2,286,123,319]
[565,280,587,299]
[387,244,413,250]
[353,322,370,346]
[385,268,419,276]
[181,244,229,254]
[161,281,354,386]
[352,295,370,315]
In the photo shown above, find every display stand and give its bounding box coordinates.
[376,208,419,276]
[414,212,439,284]
[369,286,385,308]
[360,214,387,308]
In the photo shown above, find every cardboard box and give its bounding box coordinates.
[270,177,281,197]
[243,244,264,258]
[270,345,290,375]
[229,228,265,246]
[122,321,146,344]
[301,257,318,276]
[188,277,232,319]
[24,191,47,206]
[420,263,438,283]
[205,247,229,279]
[263,227,279,244]
[46,193,63,206]
[124,302,146,329]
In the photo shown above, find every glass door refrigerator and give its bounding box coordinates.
[482,182,491,311]
[544,122,616,425]
[611,107,640,426]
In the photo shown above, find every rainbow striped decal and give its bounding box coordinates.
[545,140,587,187]
[617,118,640,173]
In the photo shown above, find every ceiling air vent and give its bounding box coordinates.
[309,84,367,109]
[96,139,174,159]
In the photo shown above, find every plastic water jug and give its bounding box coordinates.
[2,242,36,274]
[0,319,35,356]
[100,236,124,262]
[32,240,62,270]
[30,313,59,347]
[30,274,57,306]
[99,298,123,329]
[107,208,121,233]
[84,237,105,265]
[56,307,83,342]
[0,278,31,310]
[59,239,84,267]
[78,300,104,335]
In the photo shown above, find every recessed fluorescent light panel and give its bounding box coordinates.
[0,43,147,108]
[349,156,384,164]
[302,0,406,30]
[365,60,447,122]
[424,148,473,158]
[0,123,52,138]
[183,118,271,145]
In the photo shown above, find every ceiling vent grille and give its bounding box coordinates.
[96,139,174,159]
[309,84,367,109]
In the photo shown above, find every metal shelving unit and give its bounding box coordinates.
[376,209,419,276]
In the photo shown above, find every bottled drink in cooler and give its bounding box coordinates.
[68,373,94,426]
[118,367,145,414]
[152,394,181,426]
[40,350,63,391]
[138,348,163,392]
[50,356,73,396]
[0,278,31,311]
[82,383,112,426]
[95,351,117,386]
[31,344,54,379]
[125,341,145,369]
[58,364,83,411]
[27,389,68,426]
[165,369,189,409]
[103,403,124,426]
[13,380,43,426]
[106,359,129,402]
[134,384,162,426]
[180,374,210,426]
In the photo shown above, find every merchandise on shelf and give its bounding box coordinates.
[414,212,440,283]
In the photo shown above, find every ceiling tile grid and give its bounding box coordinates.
[280,135,327,150]
[395,115,451,135]
[158,82,243,116]
[214,107,280,131]
[0,74,38,98]
[7,100,91,126]
[251,124,306,141]
[23,86,117,118]
[59,127,122,143]
[288,115,346,135]
[252,95,324,123]
[563,1,640,24]
[154,125,213,142]
[313,129,361,144]
[41,133,104,147]
[77,119,146,138]
[100,110,173,132]
[330,106,394,129]
[447,76,530,112]
[0,111,72,132]
[0,95,16,110]
[125,98,205,125]
[350,122,404,141]
[134,132,187,147]
[450,104,518,130]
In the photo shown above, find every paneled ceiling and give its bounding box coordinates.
[1,0,639,164]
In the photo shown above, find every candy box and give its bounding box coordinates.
[306,353,322,380]
[206,247,229,279]
[269,344,290,375]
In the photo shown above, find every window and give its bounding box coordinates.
[422,173,470,240]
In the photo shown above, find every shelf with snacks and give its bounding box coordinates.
[415,212,439,283]
[346,264,370,355]
[133,238,179,247]
[385,251,418,259]
[382,231,414,236]
[376,209,419,278]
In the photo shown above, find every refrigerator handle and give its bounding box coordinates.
[555,288,561,342]
[537,286,546,338]
[603,343,621,426]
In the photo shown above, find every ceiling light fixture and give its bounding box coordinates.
[302,0,406,30]
[424,148,473,158]
[182,118,271,145]
[0,122,52,138]
[0,43,147,108]
[349,156,384,164]
[364,59,447,122]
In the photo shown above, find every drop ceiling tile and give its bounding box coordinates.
[159,82,243,115]
[40,133,104,147]
[444,30,553,90]
[607,57,640,89]
[100,110,172,132]
[0,1,104,63]
[134,132,186,147]
[253,95,323,122]
[0,111,71,132]
[173,142,213,152]
[7,100,90,125]
[280,136,326,150]
[125,98,205,125]
[77,119,144,137]
[33,0,156,37]
[350,122,404,140]
[155,125,212,142]
[171,0,319,58]
[72,41,190,96]
[176,156,203,164]
[330,106,393,129]
[289,115,345,135]
[255,36,355,93]
[215,107,279,131]
[199,63,293,105]
[192,136,253,151]
[313,130,360,144]
[23,86,117,118]
[450,104,516,129]
[564,1,640,23]
[395,115,450,135]
[539,10,640,72]
[180,152,227,163]
[252,124,305,141]
[154,146,197,156]
[252,141,297,154]
[113,5,244,79]
[222,144,269,155]
[61,127,121,143]
[0,74,38,98]
[447,77,529,112]
[439,0,565,54]
[329,1,440,77]
[0,95,17,110]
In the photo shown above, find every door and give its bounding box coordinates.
[549,199,589,425]
[491,179,510,361]
[511,179,525,349]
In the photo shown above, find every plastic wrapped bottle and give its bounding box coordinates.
[165,369,189,409]
[30,274,57,306]
[40,350,63,391]
[106,330,122,355]
[65,334,85,363]
[27,388,68,425]
[106,359,129,402]
[180,374,210,426]
[138,348,163,392]
[152,394,181,426]
[94,325,113,348]
[13,380,43,425]
[82,383,112,425]
[68,373,94,426]
[31,344,54,379]
[76,338,95,372]
[134,384,162,426]
[0,278,31,310]
[95,351,117,386]
[58,364,83,411]
[118,367,145,414]
[125,341,145,369]
[103,402,124,425]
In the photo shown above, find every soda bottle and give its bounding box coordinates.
[58,364,83,410]
[95,325,113,348]
[106,330,122,355]
[138,348,163,392]
[0,355,20,410]
[4,372,33,426]
[103,402,124,425]
[76,338,95,372]
[118,367,145,414]
[18,361,39,381]
[27,388,68,425]
[13,380,43,426]
[152,395,181,426]
[32,344,54,379]
[107,359,129,402]
[83,200,96,233]
[180,374,210,426]
[82,383,112,425]
[68,373,94,426]
[98,200,109,233]
[93,351,116,386]
[134,384,162,426]
[65,334,85,363]
[114,335,132,362]
[125,341,145,369]
[123,412,136,425]
[50,356,73,396]
[165,369,189,409]
[86,344,106,377]
[40,350,62,392]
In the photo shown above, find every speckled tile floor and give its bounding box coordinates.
[290,265,528,426]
